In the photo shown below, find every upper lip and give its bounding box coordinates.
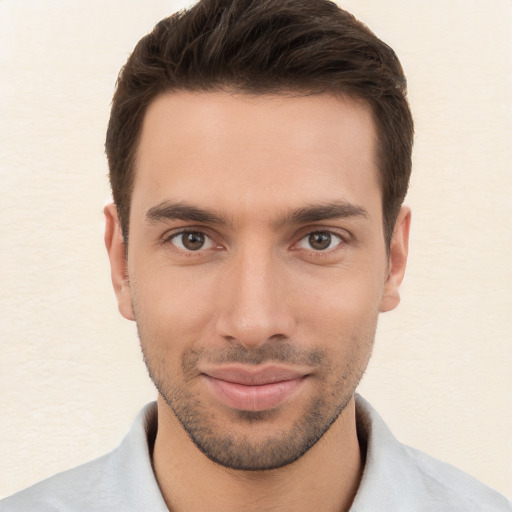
[201,365,310,386]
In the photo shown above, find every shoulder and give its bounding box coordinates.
[0,452,119,512]
[401,443,512,511]
[1,402,167,512]
[353,395,512,512]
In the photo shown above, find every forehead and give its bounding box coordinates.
[132,91,381,223]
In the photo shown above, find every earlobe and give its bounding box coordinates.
[104,203,135,321]
[380,206,411,313]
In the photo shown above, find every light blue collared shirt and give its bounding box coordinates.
[2,395,511,511]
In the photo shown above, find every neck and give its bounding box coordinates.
[152,396,363,512]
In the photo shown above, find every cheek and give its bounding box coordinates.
[290,264,384,362]
[130,263,221,343]
[293,264,385,321]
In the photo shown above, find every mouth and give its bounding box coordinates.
[201,365,310,412]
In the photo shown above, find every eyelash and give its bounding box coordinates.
[161,228,349,255]
[161,229,218,256]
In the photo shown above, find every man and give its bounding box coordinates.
[2,0,510,510]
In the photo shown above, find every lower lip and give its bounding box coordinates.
[204,376,307,412]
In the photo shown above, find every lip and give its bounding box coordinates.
[201,365,310,412]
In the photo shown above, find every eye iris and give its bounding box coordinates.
[309,232,331,250]
[182,232,205,250]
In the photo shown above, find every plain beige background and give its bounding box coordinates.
[1,0,511,500]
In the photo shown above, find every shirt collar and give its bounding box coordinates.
[123,397,403,511]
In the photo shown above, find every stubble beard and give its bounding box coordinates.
[136,321,375,471]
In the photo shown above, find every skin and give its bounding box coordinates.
[105,91,410,512]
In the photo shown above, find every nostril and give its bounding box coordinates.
[267,334,288,343]
[223,335,239,345]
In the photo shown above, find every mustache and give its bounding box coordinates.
[182,343,325,372]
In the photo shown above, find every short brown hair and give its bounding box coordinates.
[106,0,413,246]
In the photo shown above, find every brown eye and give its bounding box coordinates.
[297,231,343,251]
[182,232,205,250]
[170,231,214,252]
[308,232,332,250]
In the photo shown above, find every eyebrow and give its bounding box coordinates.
[145,200,368,228]
[145,201,230,226]
[274,201,369,228]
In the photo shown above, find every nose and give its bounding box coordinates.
[215,246,296,349]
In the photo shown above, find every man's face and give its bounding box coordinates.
[106,91,409,470]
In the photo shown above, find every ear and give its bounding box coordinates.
[104,203,135,321]
[380,206,411,313]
